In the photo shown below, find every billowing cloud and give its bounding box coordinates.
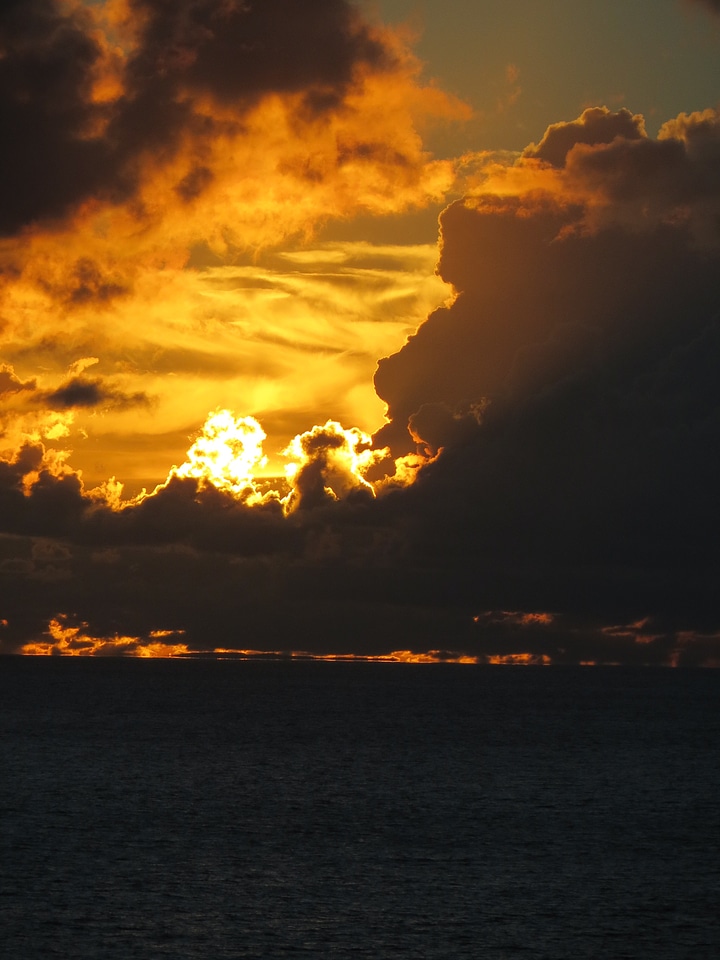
[367,106,720,664]
[0,0,425,235]
[2,4,720,666]
[1,0,462,489]
[522,106,647,167]
[1,0,464,249]
[466,106,720,244]
[0,0,113,235]
[1,242,448,489]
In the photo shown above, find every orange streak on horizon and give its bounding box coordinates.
[19,617,188,657]
[486,653,552,665]
[205,649,478,664]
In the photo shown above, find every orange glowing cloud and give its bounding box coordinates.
[133,406,419,514]
[0,240,448,491]
[209,649,480,664]
[171,409,268,499]
[282,419,391,512]
[485,654,551,665]
[0,0,466,493]
[20,615,188,657]
[459,106,720,244]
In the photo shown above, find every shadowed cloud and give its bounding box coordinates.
[1,6,720,666]
[0,0,399,236]
[42,376,151,411]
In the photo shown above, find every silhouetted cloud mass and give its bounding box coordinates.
[369,107,720,664]
[522,106,647,167]
[1,1,720,667]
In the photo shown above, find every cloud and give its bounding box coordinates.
[368,106,720,662]
[0,0,393,235]
[41,375,151,411]
[1,241,447,488]
[688,0,720,14]
[0,0,113,235]
[469,106,720,243]
[1,0,465,244]
[3,61,720,666]
[1,1,463,490]
[522,106,647,167]
[0,364,36,396]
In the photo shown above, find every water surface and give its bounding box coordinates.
[1,659,718,958]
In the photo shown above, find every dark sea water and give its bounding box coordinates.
[1,659,718,960]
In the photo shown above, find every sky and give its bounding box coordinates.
[1,0,720,663]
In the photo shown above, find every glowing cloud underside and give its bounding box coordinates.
[20,617,189,658]
[141,408,408,511]
[172,409,268,497]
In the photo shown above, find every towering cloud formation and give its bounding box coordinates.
[371,106,720,664]
[1,4,719,664]
[376,107,720,453]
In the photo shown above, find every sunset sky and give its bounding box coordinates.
[2,0,720,663]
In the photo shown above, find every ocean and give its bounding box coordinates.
[1,658,718,959]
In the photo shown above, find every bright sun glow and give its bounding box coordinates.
[172,409,268,497]
[282,420,387,499]
[137,408,413,512]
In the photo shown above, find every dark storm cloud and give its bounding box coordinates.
[88,476,295,556]
[367,108,720,663]
[3,106,720,664]
[0,0,112,234]
[517,108,720,237]
[0,440,718,662]
[522,106,646,167]
[122,0,387,108]
[41,375,150,410]
[0,447,89,539]
[0,449,292,553]
[0,0,394,235]
[107,0,384,176]
[375,109,720,454]
[565,123,720,216]
[375,197,720,451]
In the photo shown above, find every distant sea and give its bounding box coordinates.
[1,659,718,959]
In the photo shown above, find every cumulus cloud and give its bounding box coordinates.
[522,106,647,167]
[368,106,720,663]
[2,30,720,666]
[470,106,720,244]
